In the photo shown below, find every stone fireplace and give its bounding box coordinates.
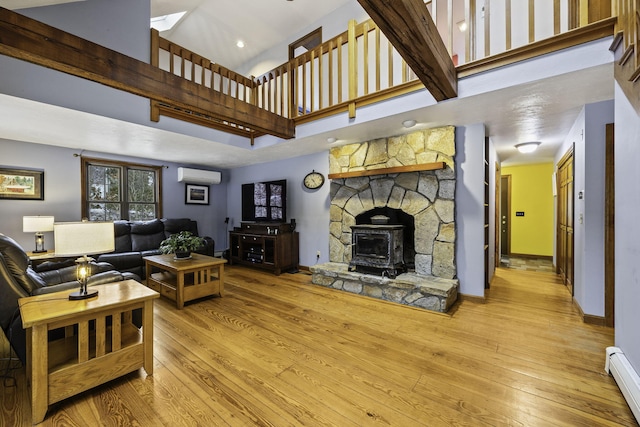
[310,126,459,313]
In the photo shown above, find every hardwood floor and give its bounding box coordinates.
[1,265,637,426]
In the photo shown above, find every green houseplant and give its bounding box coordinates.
[159,231,205,259]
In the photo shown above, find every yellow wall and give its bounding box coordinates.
[502,163,554,256]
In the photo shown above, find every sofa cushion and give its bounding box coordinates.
[0,234,40,293]
[98,252,142,272]
[130,219,165,252]
[162,218,199,237]
[113,220,132,253]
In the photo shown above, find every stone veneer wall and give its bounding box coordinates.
[329,126,456,279]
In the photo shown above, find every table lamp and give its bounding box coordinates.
[23,216,55,253]
[53,221,115,300]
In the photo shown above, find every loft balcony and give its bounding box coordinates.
[0,1,633,144]
[149,0,618,141]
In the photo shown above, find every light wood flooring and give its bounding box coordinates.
[1,265,637,426]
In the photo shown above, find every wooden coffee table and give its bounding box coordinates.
[19,279,159,424]
[144,253,226,309]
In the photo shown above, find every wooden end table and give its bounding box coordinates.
[143,253,226,309]
[19,279,159,424]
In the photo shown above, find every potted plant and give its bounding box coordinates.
[159,231,205,259]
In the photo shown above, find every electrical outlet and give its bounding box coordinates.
[316,250,321,258]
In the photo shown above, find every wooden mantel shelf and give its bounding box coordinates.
[328,162,446,180]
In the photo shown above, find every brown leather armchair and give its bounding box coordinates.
[0,233,140,364]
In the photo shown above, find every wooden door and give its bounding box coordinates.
[604,123,614,327]
[500,175,511,257]
[557,146,575,295]
[495,162,501,267]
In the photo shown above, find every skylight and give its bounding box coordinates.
[150,11,186,32]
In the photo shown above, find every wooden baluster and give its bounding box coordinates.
[210,64,215,91]
[302,57,307,115]
[554,0,561,35]
[287,62,293,117]
[150,29,159,68]
[279,67,285,116]
[310,51,315,112]
[112,311,121,352]
[169,44,175,75]
[484,0,491,58]
[529,0,535,43]
[348,19,357,118]
[267,73,272,113]
[96,316,106,357]
[200,58,206,86]
[337,36,343,104]
[363,21,369,95]
[318,46,323,110]
[375,26,381,92]
[262,75,267,111]
[190,53,196,82]
[448,0,454,57]
[506,0,512,50]
[328,40,334,107]
[388,38,393,87]
[78,320,89,363]
[465,0,474,63]
[180,48,185,78]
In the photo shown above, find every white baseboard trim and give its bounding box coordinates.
[606,346,640,422]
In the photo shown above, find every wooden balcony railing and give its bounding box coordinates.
[253,19,418,122]
[613,0,640,81]
[151,0,615,137]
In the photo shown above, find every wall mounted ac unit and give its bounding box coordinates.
[177,167,221,185]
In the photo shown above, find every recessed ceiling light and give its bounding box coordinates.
[236,40,245,48]
[402,119,417,128]
[150,11,186,32]
[327,137,337,143]
[515,142,541,153]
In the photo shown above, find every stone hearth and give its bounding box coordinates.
[311,126,459,313]
[310,262,458,313]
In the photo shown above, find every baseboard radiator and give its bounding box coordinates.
[606,347,640,422]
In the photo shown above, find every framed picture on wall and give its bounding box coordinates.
[185,184,209,205]
[0,167,44,200]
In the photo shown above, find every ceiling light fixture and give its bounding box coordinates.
[456,20,467,32]
[515,142,541,153]
[327,137,337,143]
[236,40,245,48]
[402,119,417,128]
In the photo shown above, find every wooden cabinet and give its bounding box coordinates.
[229,222,299,275]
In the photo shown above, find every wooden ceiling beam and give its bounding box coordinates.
[0,7,295,139]
[357,0,457,101]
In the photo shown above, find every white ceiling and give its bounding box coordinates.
[0,0,616,169]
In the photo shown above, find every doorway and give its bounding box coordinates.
[500,175,511,260]
[605,123,614,327]
[556,145,575,296]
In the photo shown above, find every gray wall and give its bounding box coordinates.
[455,124,487,297]
[0,138,228,251]
[555,100,613,317]
[227,151,330,268]
[614,82,640,375]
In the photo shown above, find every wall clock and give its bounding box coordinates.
[303,170,325,189]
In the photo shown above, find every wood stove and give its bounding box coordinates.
[349,224,405,278]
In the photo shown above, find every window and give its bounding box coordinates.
[81,157,162,221]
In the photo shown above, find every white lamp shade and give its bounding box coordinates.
[23,216,55,232]
[54,221,115,256]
